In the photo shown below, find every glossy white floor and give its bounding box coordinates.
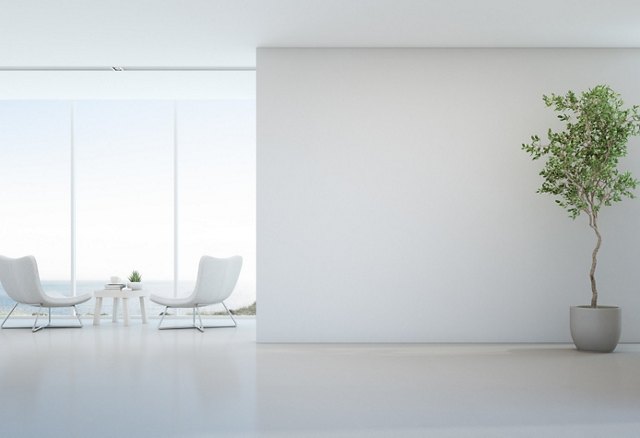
[1,318,640,438]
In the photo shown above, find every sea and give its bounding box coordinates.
[0,281,255,317]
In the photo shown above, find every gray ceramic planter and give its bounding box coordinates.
[570,306,621,353]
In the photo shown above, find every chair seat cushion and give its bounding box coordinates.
[150,294,202,308]
[41,292,92,308]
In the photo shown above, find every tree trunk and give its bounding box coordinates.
[589,218,602,308]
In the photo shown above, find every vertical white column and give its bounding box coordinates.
[70,101,77,297]
[173,101,178,298]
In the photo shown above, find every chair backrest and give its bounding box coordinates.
[0,255,46,305]
[192,255,243,306]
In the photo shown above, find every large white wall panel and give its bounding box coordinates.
[257,49,640,342]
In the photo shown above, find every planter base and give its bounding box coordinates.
[570,305,621,353]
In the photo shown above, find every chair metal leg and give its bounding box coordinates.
[195,306,204,333]
[74,306,83,327]
[2,303,84,332]
[32,307,42,332]
[1,303,19,328]
[157,303,237,331]
[157,306,168,329]
[193,302,237,330]
[158,306,200,331]
[222,302,238,327]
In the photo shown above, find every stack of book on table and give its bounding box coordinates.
[104,283,126,290]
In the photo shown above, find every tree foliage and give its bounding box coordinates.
[523,85,640,219]
[522,85,640,307]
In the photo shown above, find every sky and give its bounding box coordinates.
[0,99,255,306]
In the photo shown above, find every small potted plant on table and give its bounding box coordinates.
[128,270,143,290]
[523,85,640,352]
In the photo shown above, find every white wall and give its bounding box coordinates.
[257,49,640,342]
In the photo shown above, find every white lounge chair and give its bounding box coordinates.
[150,255,243,332]
[0,255,91,332]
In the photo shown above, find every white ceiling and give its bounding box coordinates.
[2,0,640,68]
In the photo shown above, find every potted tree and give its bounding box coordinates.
[523,85,640,352]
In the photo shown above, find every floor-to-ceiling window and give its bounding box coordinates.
[0,98,255,317]
[178,100,256,313]
[0,101,71,315]
[74,101,175,315]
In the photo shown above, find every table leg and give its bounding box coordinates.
[93,297,102,326]
[140,297,147,324]
[112,298,119,323]
[123,298,129,327]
